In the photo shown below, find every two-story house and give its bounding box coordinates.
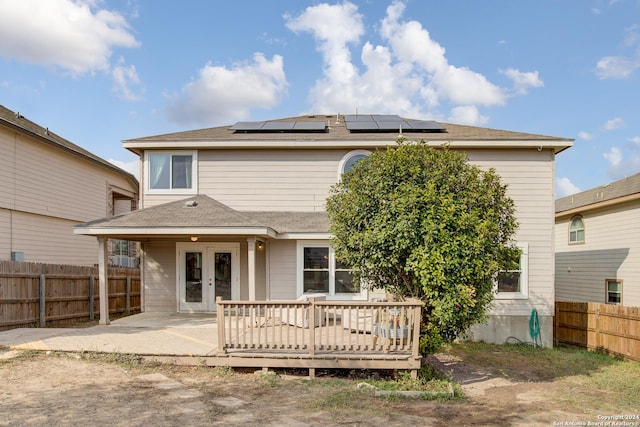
[0,105,138,267]
[555,173,640,307]
[75,114,572,346]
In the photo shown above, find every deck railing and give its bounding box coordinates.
[215,297,424,358]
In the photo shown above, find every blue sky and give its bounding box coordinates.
[1,0,639,198]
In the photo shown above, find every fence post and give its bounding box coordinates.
[39,274,46,327]
[89,276,95,321]
[125,276,131,314]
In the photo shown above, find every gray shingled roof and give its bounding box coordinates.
[556,172,640,213]
[76,195,330,234]
[124,114,572,145]
[0,104,137,183]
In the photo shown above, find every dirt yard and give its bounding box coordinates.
[0,345,637,427]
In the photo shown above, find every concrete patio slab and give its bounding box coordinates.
[0,313,219,356]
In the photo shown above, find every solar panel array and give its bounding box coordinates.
[229,115,446,133]
[230,120,327,132]
[344,114,445,133]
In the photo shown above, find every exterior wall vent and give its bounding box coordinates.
[11,251,24,262]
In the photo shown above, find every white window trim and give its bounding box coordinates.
[605,279,622,305]
[337,149,371,180]
[569,215,585,244]
[494,242,529,300]
[296,240,367,300]
[144,150,198,195]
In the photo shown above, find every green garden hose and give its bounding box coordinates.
[529,308,541,348]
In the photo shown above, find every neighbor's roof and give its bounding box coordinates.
[556,172,640,215]
[74,195,330,239]
[123,114,573,154]
[0,104,137,184]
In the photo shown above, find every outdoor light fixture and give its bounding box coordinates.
[257,241,264,249]
[190,236,198,242]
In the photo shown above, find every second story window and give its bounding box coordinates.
[569,216,585,244]
[146,151,197,194]
[338,150,370,180]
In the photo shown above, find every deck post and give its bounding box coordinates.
[308,297,316,357]
[97,237,110,325]
[216,297,226,354]
[247,237,256,301]
[410,304,423,379]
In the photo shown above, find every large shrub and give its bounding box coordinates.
[326,142,519,354]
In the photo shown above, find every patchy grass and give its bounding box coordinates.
[441,341,621,381]
[439,341,640,412]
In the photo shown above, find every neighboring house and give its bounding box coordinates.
[555,173,640,307]
[75,114,572,346]
[0,105,138,267]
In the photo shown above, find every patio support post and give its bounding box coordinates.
[247,237,256,301]
[97,236,110,325]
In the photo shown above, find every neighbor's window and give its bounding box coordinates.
[606,279,622,304]
[338,150,370,178]
[146,151,197,193]
[298,242,359,296]
[495,243,528,299]
[569,216,585,244]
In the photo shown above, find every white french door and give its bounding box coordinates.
[177,243,240,312]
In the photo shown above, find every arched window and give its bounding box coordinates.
[338,150,370,179]
[569,216,585,243]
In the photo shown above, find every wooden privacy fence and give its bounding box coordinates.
[555,301,640,361]
[216,297,424,378]
[0,261,140,330]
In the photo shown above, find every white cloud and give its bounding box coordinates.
[166,53,288,126]
[556,177,581,198]
[108,158,140,180]
[603,145,640,180]
[0,0,139,75]
[447,105,488,126]
[578,131,595,140]
[594,56,638,79]
[500,68,544,95]
[112,57,143,101]
[628,136,640,144]
[283,0,536,123]
[603,146,623,167]
[603,117,624,130]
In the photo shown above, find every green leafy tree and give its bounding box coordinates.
[326,141,519,354]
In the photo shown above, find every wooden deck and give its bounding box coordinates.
[203,297,425,378]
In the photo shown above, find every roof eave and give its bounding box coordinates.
[123,139,574,152]
[555,192,640,218]
[73,226,278,239]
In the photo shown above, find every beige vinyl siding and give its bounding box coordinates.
[1,124,137,265]
[142,242,177,312]
[0,209,10,258]
[10,210,97,265]
[555,199,640,307]
[268,240,297,300]
[114,199,132,216]
[468,149,555,316]
[0,128,16,210]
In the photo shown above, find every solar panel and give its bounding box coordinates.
[406,120,446,131]
[344,115,375,122]
[346,121,379,131]
[372,114,402,121]
[376,121,405,131]
[261,121,295,130]
[229,121,265,131]
[230,120,327,133]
